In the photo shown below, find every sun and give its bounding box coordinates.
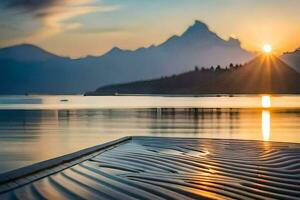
[262,44,272,53]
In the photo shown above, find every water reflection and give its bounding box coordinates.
[262,110,270,141]
[0,107,300,174]
[262,95,271,108]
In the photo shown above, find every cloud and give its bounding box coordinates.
[75,26,125,34]
[0,0,120,42]
[4,0,61,11]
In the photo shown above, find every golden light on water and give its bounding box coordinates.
[261,96,271,141]
[262,44,272,53]
[262,95,271,108]
[262,110,271,141]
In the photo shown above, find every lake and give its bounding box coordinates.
[0,95,300,174]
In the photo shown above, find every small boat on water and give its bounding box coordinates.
[60,99,69,102]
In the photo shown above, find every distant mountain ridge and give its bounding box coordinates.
[87,55,300,95]
[0,44,62,62]
[281,47,300,71]
[1,20,255,94]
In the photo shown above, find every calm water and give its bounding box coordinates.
[0,95,300,174]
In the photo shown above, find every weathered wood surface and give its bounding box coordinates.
[1,137,300,199]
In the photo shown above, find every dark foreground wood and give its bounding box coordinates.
[0,137,300,199]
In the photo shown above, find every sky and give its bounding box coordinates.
[0,0,300,58]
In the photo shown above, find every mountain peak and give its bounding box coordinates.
[181,20,216,39]
[0,43,59,62]
[1,43,41,51]
[106,47,124,55]
[184,20,210,34]
[193,20,209,30]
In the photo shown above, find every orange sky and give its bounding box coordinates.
[0,0,299,57]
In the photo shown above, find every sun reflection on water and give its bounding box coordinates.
[262,95,271,108]
[262,110,270,141]
[261,95,271,141]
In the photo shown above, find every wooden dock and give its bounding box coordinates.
[0,137,300,199]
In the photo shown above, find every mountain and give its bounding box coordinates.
[0,20,254,94]
[86,55,300,95]
[281,47,300,71]
[0,44,61,62]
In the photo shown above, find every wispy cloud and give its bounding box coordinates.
[1,0,120,42]
[4,0,62,11]
[75,26,126,34]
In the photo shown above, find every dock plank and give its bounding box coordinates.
[1,137,300,199]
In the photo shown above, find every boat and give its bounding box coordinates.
[60,99,69,102]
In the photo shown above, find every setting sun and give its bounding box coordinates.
[263,44,273,53]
